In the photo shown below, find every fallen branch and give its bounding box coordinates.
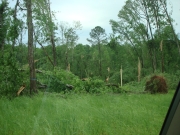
[17,85,25,96]
[35,69,43,73]
[81,78,89,81]
[66,84,74,90]
[38,85,47,89]
[105,83,119,88]
[34,32,55,67]
[18,69,43,73]
[37,81,47,89]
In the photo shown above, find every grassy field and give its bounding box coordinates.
[0,91,175,135]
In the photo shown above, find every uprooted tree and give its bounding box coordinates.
[145,75,168,94]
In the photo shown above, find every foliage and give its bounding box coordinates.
[40,68,79,93]
[0,0,10,51]
[87,26,107,45]
[37,69,110,94]
[110,0,178,74]
[81,78,106,93]
[0,51,24,98]
[1,0,179,97]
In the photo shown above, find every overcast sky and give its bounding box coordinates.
[49,0,180,45]
[51,0,126,45]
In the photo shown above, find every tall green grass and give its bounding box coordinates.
[0,91,174,135]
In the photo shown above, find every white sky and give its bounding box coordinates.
[51,0,126,45]
[9,0,180,45]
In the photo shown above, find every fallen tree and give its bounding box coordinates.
[17,85,26,96]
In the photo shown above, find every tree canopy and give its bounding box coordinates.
[0,0,179,97]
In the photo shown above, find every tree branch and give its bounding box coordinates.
[33,31,55,67]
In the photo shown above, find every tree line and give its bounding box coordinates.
[0,0,179,96]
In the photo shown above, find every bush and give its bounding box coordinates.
[145,75,168,94]
[162,71,180,90]
[82,78,105,93]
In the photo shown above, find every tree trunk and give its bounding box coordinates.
[51,34,57,66]
[161,0,180,56]
[0,1,7,55]
[142,0,156,72]
[98,42,102,77]
[27,0,37,94]
[47,0,57,66]
[12,0,19,50]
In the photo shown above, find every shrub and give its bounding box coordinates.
[83,78,105,93]
[145,75,168,94]
[162,71,180,90]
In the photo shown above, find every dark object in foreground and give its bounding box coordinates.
[105,83,119,88]
[159,81,180,135]
[145,75,168,94]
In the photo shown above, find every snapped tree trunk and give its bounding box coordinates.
[27,0,37,94]
[98,42,102,77]
[47,0,57,66]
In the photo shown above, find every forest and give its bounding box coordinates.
[0,0,180,96]
[0,0,180,134]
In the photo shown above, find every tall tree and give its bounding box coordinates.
[11,0,19,49]
[47,0,57,66]
[0,0,8,54]
[26,0,37,94]
[110,0,175,73]
[33,0,57,67]
[159,0,180,55]
[58,21,81,70]
[87,26,107,76]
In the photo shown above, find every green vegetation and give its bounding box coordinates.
[0,0,179,97]
[0,51,24,98]
[0,92,174,135]
[0,0,179,134]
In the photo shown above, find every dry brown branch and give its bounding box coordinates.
[17,85,25,96]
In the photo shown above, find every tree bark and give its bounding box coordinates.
[142,0,156,72]
[12,0,19,50]
[47,0,57,66]
[98,41,102,77]
[27,0,37,94]
[0,1,7,55]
